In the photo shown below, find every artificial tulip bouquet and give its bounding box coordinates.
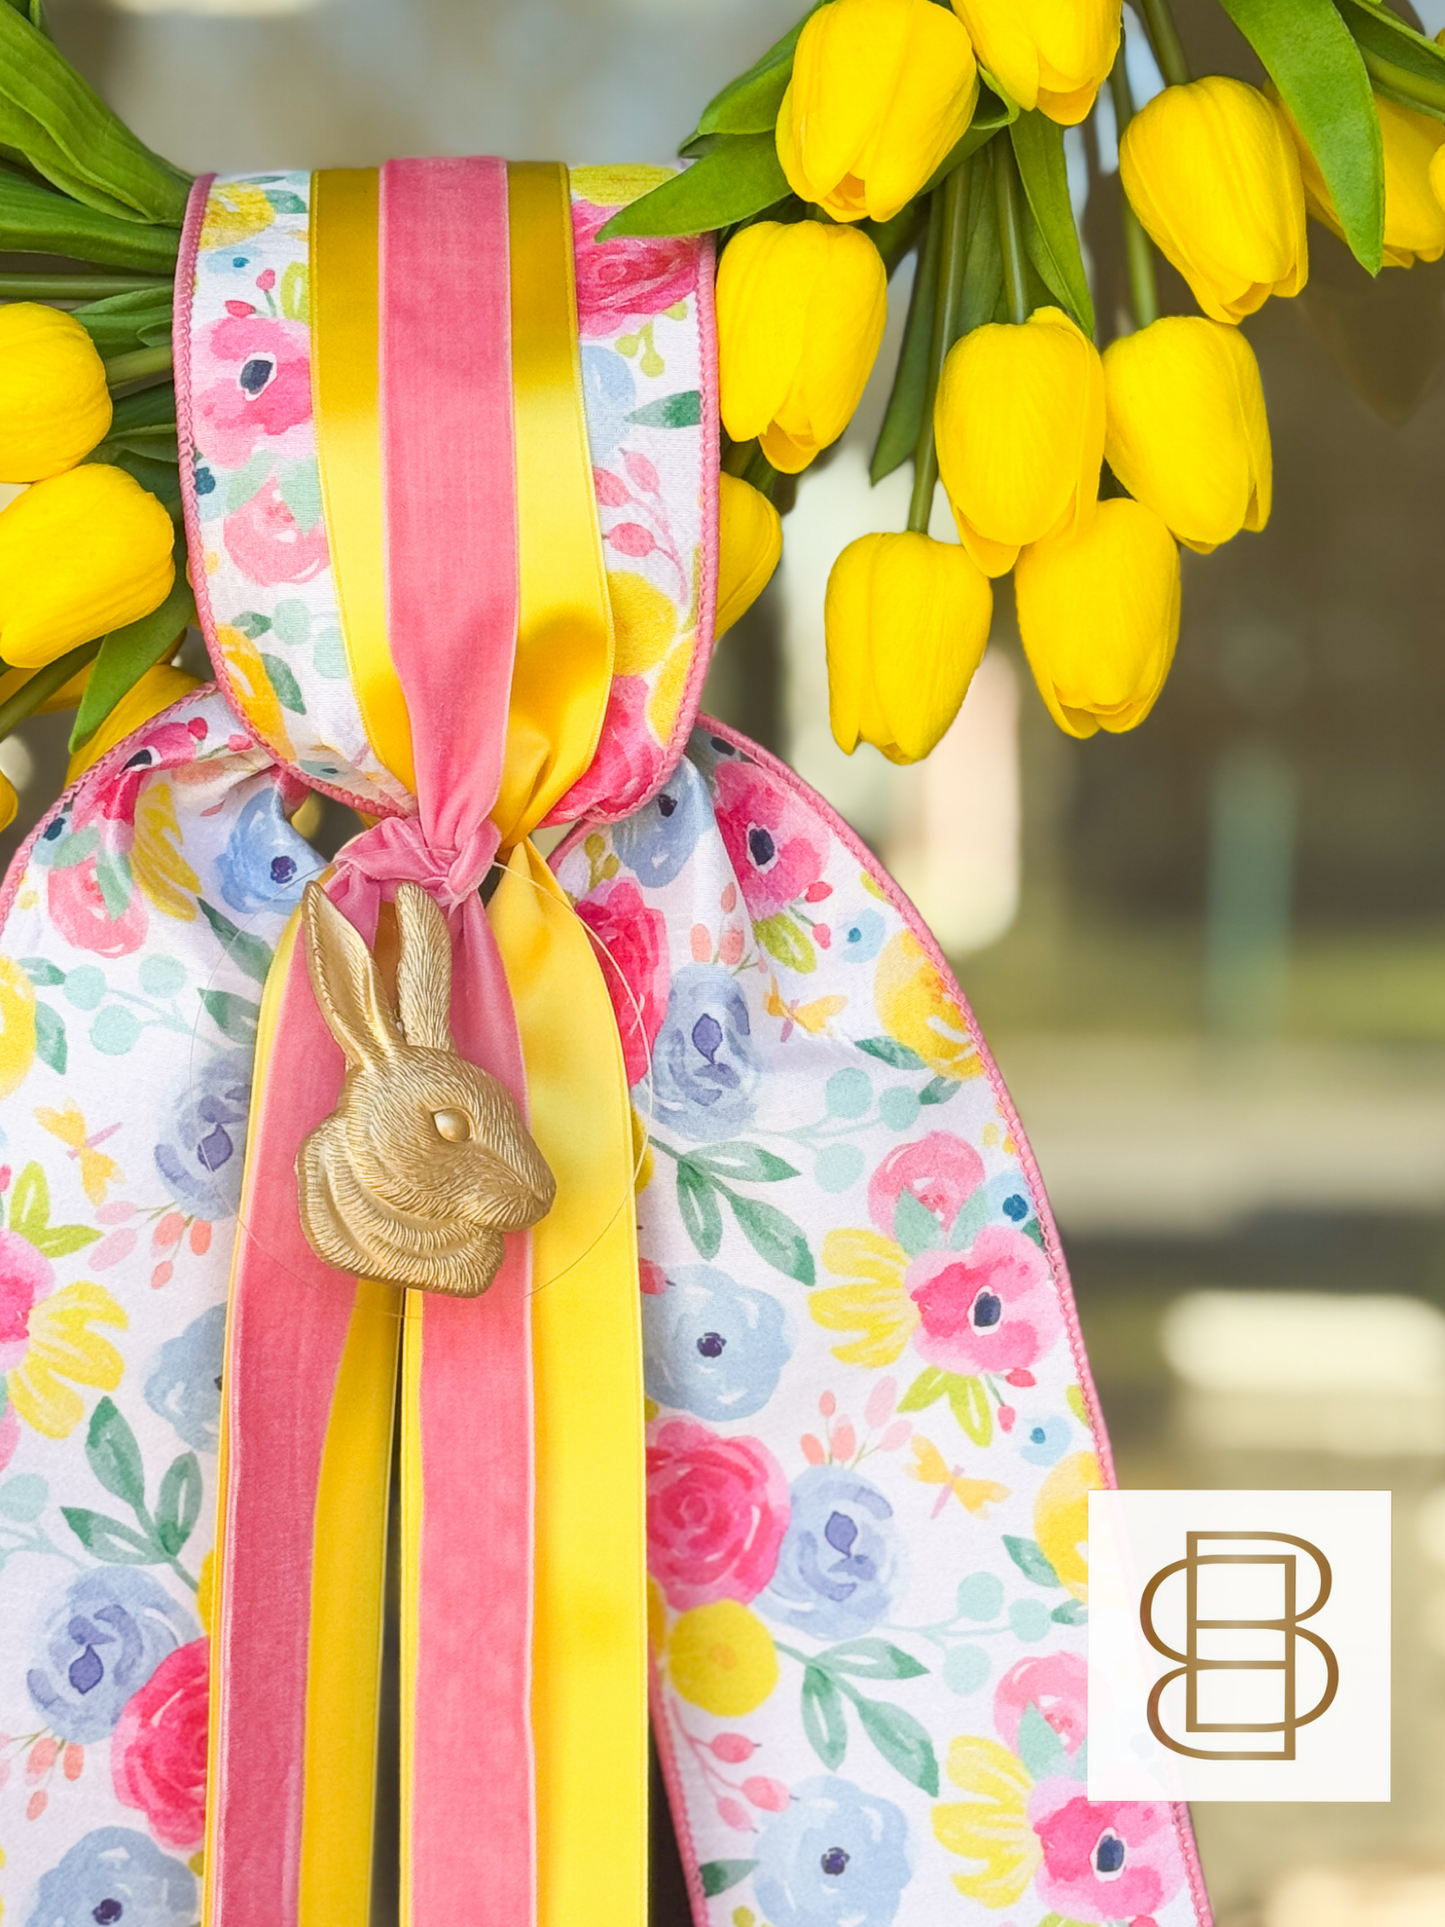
[0,4,1439,1925]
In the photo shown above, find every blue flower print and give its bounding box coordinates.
[949,1168,1039,1251]
[154,1049,252,1218]
[27,1571,196,1742]
[215,788,316,915]
[144,1303,226,1451]
[613,759,710,888]
[650,964,760,1143]
[26,1827,197,1927]
[642,1265,791,1421]
[580,344,636,466]
[834,908,885,965]
[761,1466,900,1641]
[1019,1414,1071,1466]
[753,1776,911,1927]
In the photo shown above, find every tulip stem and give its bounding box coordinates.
[995,141,1030,329]
[0,641,102,745]
[722,436,759,479]
[1136,0,1191,89]
[104,344,173,390]
[1110,38,1161,330]
[0,273,170,299]
[907,161,971,535]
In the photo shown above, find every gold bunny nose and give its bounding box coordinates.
[432,1108,473,1142]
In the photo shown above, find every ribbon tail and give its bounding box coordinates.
[490,840,648,1927]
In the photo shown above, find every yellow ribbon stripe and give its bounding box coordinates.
[310,168,417,795]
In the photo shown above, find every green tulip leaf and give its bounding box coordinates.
[1338,0,1445,122]
[692,7,819,137]
[1008,111,1093,335]
[0,3,188,225]
[871,198,942,483]
[598,133,790,239]
[1216,0,1383,273]
[0,169,181,271]
[959,145,1004,334]
[70,542,195,751]
[71,285,174,356]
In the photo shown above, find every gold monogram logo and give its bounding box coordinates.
[1139,1532,1340,1761]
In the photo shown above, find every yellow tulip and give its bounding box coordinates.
[1282,91,1445,268]
[717,220,887,473]
[1103,315,1270,553]
[715,473,782,636]
[1015,497,1179,738]
[933,305,1105,577]
[950,0,1120,126]
[0,772,15,834]
[1120,76,1308,325]
[0,304,112,484]
[825,531,992,763]
[776,0,980,223]
[0,465,175,668]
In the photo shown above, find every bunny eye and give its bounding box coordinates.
[432,1108,472,1143]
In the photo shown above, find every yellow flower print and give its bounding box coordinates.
[609,571,677,676]
[874,928,981,1081]
[1034,1450,1101,1603]
[668,1601,778,1716]
[7,1279,127,1439]
[932,1734,1040,1908]
[215,623,296,761]
[812,1227,916,1366]
[131,782,200,922]
[0,955,36,1097]
[199,182,276,251]
[646,637,694,742]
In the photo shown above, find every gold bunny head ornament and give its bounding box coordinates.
[296,880,556,1296]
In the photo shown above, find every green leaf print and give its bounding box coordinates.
[86,1397,145,1509]
[801,1664,847,1769]
[754,912,816,974]
[946,1374,992,1447]
[1016,1700,1068,1781]
[201,989,261,1045]
[699,1860,758,1899]
[61,1507,154,1564]
[892,1189,940,1258]
[724,1191,814,1286]
[850,1693,939,1795]
[19,958,65,986]
[10,1162,50,1242]
[686,1141,798,1183]
[626,390,702,429]
[33,1003,66,1073]
[32,1224,100,1258]
[897,1367,948,1414]
[261,653,306,715]
[199,900,274,984]
[817,1639,928,1682]
[1051,1599,1087,1626]
[676,1159,723,1260]
[855,1036,926,1072]
[155,1452,202,1556]
[918,1075,960,1107]
[1003,1534,1062,1589]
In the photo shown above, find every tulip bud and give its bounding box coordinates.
[717,220,887,474]
[1120,76,1308,325]
[1015,497,1179,738]
[933,305,1105,577]
[1280,91,1445,268]
[0,303,113,484]
[826,531,992,763]
[1103,316,1270,553]
[949,0,1120,126]
[776,0,980,223]
[715,473,783,637]
[0,465,175,668]
[0,773,16,833]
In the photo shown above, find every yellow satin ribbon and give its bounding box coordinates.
[286,159,643,1927]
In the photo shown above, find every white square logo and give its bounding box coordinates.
[1087,1490,1390,1802]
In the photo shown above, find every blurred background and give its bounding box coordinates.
[25,0,1445,1919]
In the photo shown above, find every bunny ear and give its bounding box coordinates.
[393,882,454,1051]
[302,882,403,1070]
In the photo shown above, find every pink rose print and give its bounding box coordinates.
[713,761,827,920]
[906,1227,1058,1375]
[192,314,313,468]
[571,201,697,337]
[224,475,329,586]
[646,1418,789,1612]
[1028,1781,1180,1922]
[47,860,147,958]
[868,1133,984,1239]
[556,675,666,821]
[574,878,669,1086]
[112,1637,210,1850]
[993,1653,1087,1758]
[0,1231,54,1372]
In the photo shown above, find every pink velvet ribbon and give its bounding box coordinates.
[206,156,538,1926]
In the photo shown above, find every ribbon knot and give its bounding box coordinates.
[336,812,502,909]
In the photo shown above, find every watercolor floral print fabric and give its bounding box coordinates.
[556,724,1210,1927]
[0,689,320,1925]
